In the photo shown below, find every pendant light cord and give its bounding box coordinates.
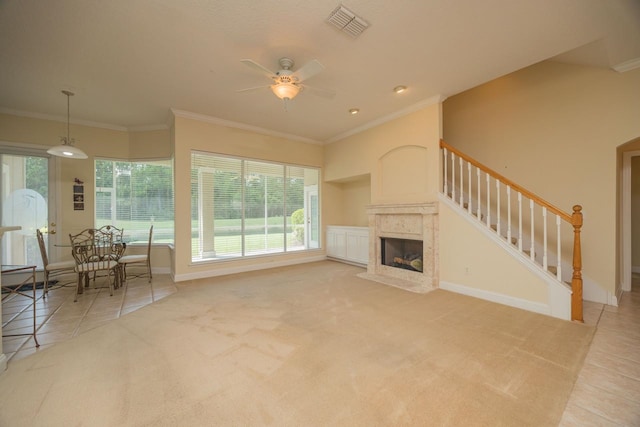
[62,90,74,145]
[66,92,70,143]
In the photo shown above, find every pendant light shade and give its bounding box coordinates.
[47,90,88,159]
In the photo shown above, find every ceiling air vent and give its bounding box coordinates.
[326,4,369,38]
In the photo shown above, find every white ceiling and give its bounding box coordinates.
[1,0,639,144]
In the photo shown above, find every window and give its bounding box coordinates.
[191,151,320,262]
[95,159,174,244]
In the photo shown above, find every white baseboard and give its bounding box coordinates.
[439,280,551,317]
[611,287,623,307]
[173,255,327,282]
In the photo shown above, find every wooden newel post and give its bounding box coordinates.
[571,205,583,322]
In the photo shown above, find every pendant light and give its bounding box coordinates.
[47,90,88,159]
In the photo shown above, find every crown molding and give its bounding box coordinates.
[612,57,640,73]
[128,124,169,132]
[325,94,448,144]
[170,109,324,145]
[0,107,169,132]
[0,107,129,131]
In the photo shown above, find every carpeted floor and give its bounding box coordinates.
[0,261,594,426]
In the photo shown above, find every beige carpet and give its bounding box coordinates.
[0,261,594,426]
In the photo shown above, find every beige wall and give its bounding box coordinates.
[443,61,640,298]
[129,129,171,159]
[171,114,325,280]
[340,175,371,227]
[321,175,371,227]
[439,201,549,304]
[324,104,442,215]
[322,181,345,227]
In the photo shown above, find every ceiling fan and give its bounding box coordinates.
[238,57,335,102]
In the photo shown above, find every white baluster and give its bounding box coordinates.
[542,207,548,270]
[467,162,472,213]
[556,215,562,280]
[507,185,512,243]
[451,153,456,201]
[459,156,464,206]
[443,148,448,196]
[476,167,481,220]
[518,192,523,251]
[496,180,501,236]
[486,174,491,227]
[530,200,535,261]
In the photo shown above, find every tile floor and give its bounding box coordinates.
[2,272,177,363]
[2,270,639,425]
[560,275,640,426]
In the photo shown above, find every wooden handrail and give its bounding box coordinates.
[441,140,572,223]
[441,139,583,322]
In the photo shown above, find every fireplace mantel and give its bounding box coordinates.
[358,203,438,293]
[365,203,438,216]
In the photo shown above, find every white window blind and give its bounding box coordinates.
[191,151,319,262]
[95,159,174,244]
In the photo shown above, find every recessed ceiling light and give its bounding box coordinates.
[394,85,407,94]
[349,108,360,115]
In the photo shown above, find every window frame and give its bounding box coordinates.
[94,157,175,245]
[190,150,321,264]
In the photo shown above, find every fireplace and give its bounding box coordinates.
[358,203,438,293]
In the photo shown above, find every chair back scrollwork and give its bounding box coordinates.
[69,228,121,301]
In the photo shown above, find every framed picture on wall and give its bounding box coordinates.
[73,182,84,211]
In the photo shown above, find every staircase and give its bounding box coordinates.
[440,140,584,322]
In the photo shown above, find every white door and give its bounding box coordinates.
[304,185,319,249]
[1,150,55,268]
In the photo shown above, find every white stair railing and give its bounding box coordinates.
[440,140,584,322]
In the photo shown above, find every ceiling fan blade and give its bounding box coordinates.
[240,59,276,78]
[291,59,325,82]
[301,84,336,99]
[236,85,272,93]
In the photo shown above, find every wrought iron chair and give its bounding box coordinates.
[69,229,120,302]
[95,225,126,286]
[118,225,153,283]
[96,225,124,243]
[36,229,76,298]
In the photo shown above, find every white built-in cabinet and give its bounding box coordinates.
[326,226,369,265]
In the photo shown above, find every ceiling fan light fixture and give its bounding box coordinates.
[47,90,88,160]
[394,85,407,94]
[349,108,360,115]
[271,82,300,100]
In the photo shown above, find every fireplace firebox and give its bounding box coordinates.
[381,238,423,272]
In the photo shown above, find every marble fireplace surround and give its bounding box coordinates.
[358,203,438,293]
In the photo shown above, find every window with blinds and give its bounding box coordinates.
[191,151,320,262]
[95,159,174,244]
